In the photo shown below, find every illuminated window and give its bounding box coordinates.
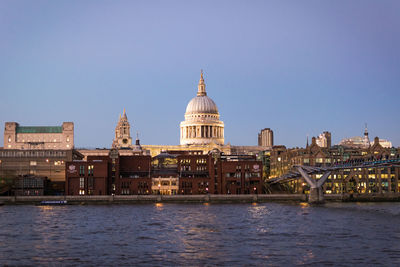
[79,189,85,195]
[88,165,94,176]
[8,136,11,143]
[316,158,323,163]
[30,161,37,166]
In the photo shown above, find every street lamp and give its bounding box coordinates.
[253,186,257,194]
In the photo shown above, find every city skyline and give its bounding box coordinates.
[1,0,399,148]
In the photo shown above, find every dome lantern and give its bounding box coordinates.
[197,70,207,96]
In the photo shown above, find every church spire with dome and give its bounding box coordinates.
[180,71,225,146]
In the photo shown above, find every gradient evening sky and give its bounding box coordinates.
[1,0,399,148]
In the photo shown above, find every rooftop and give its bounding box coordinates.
[16,126,63,134]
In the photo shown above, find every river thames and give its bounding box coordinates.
[0,202,399,266]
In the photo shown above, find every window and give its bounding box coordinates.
[88,165,94,176]
[316,158,323,163]
[88,177,94,188]
[80,177,84,188]
[79,189,85,195]
[8,136,11,143]
[30,161,37,166]
[79,165,85,175]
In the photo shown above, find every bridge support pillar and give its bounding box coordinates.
[297,167,331,204]
[309,187,324,204]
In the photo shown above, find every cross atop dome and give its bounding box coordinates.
[197,70,207,96]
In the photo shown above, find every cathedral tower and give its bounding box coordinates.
[112,109,132,148]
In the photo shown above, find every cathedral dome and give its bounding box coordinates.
[180,71,225,146]
[185,95,218,115]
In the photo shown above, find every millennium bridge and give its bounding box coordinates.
[268,158,400,203]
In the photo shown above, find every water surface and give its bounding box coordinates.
[0,202,399,266]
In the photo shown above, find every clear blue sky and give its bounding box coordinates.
[1,0,399,148]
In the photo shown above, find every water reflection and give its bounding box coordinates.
[0,203,399,266]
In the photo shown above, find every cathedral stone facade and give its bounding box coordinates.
[180,71,225,146]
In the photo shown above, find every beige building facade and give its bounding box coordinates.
[4,122,74,150]
[258,128,273,148]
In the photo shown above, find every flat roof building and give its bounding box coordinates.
[4,122,74,150]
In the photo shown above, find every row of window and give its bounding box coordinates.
[152,181,177,186]
[0,150,67,157]
[79,165,94,176]
[226,172,261,178]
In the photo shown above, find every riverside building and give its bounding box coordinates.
[268,136,400,195]
[1,122,81,194]
[65,150,263,195]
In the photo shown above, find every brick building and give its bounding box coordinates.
[65,150,264,195]
[65,158,109,195]
[119,155,151,195]
[177,153,214,194]
[216,155,263,194]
